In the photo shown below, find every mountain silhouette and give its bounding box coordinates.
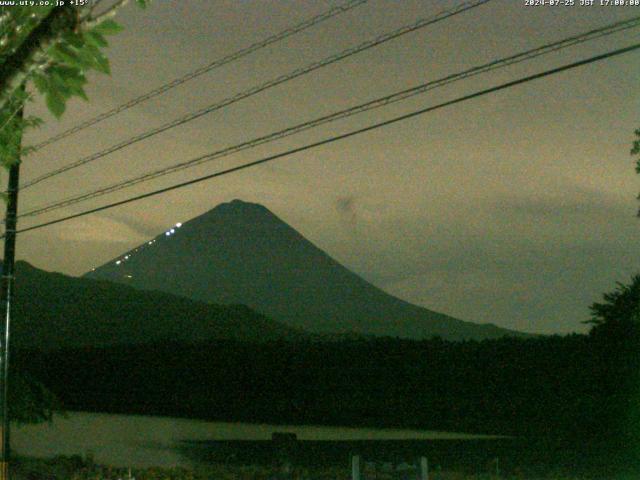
[10,261,302,349]
[85,199,524,340]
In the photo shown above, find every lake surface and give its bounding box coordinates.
[13,412,505,467]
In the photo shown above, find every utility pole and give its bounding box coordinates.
[0,101,23,480]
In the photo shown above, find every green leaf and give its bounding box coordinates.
[92,51,110,74]
[49,44,83,69]
[20,145,37,157]
[61,32,84,49]
[23,116,43,129]
[31,73,50,96]
[41,65,90,104]
[136,0,148,8]
[45,90,66,118]
[85,31,108,48]
[74,43,100,69]
[49,64,84,84]
[73,43,110,74]
[49,71,73,99]
[93,19,124,36]
[64,80,89,101]
[76,86,89,101]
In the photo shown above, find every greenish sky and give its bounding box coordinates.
[14,0,640,334]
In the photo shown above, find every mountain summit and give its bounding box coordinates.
[85,199,522,340]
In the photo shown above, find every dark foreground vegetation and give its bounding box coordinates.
[11,275,640,477]
[12,333,636,435]
[14,326,640,476]
[13,455,350,480]
[20,454,632,480]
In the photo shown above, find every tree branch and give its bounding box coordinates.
[83,0,130,29]
[0,92,31,135]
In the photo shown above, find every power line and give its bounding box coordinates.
[18,14,640,219]
[12,42,640,237]
[20,0,492,190]
[30,0,369,151]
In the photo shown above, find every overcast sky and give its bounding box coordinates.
[11,0,640,335]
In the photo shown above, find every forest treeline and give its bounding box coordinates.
[13,323,639,467]
[12,274,640,474]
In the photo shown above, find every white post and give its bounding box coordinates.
[420,457,428,480]
[352,454,360,480]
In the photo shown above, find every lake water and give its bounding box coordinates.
[13,411,505,467]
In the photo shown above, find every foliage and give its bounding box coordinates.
[586,274,640,338]
[0,1,150,426]
[9,371,61,424]
[0,0,150,169]
[633,127,640,168]
[12,457,363,480]
[32,18,119,117]
[585,274,640,465]
[12,454,640,480]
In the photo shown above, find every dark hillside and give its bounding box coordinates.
[11,261,303,349]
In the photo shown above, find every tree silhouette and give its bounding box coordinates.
[587,274,640,339]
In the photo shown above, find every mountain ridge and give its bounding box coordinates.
[10,260,304,349]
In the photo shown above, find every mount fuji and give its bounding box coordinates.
[85,199,523,341]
